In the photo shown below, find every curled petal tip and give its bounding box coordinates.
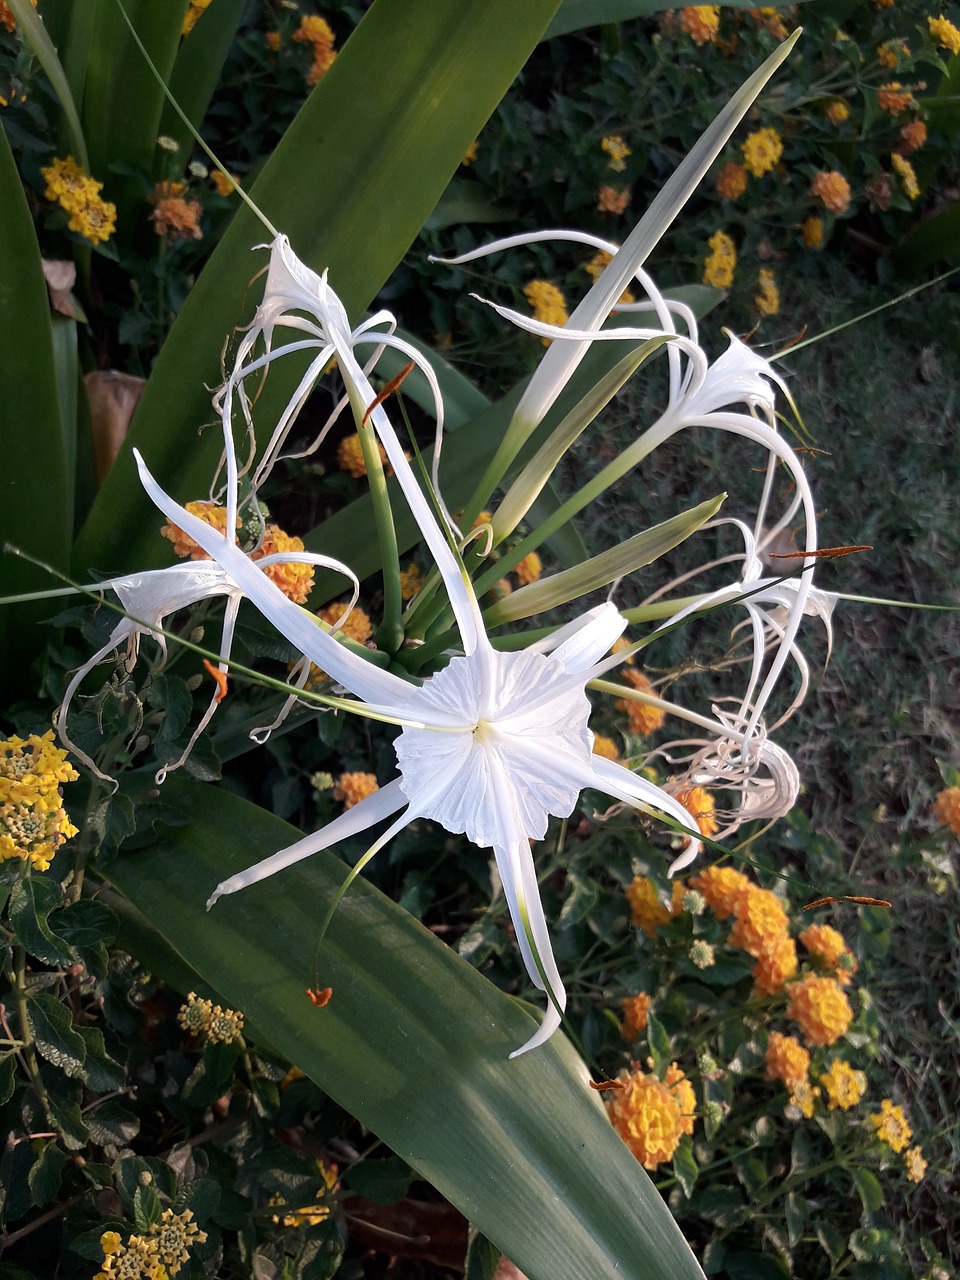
[206,886,223,910]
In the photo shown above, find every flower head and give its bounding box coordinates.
[869,1098,912,1152]
[897,120,927,154]
[878,83,913,116]
[616,668,666,736]
[689,865,751,918]
[765,1031,810,1087]
[754,268,779,316]
[741,126,783,178]
[523,280,569,344]
[153,1208,208,1271]
[810,170,851,214]
[601,135,632,172]
[934,785,960,834]
[514,551,542,584]
[620,992,651,1040]
[787,973,853,1047]
[679,6,720,46]
[607,1063,696,1168]
[0,731,79,872]
[333,771,379,809]
[728,884,788,956]
[752,933,798,995]
[904,1146,927,1182]
[801,215,824,249]
[40,156,117,245]
[177,991,214,1035]
[150,181,202,241]
[591,732,620,761]
[206,1004,244,1044]
[210,169,237,197]
[929,14,960,54]
[182,0,212,36]
[819,1058,866,1110]
[826,100,850,125]
[674,785,719,838]
[162,501,240,559]
[891,151,920,200]
[597,184,630,214]
[799,921,857,982]
[703,230,736,288]
[715,161,748,201]
[787,1079,820,1119]
[627,876,671,937]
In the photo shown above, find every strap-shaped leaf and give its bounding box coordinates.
[484,494,725,624]
[72,0,560,576]
[107,778,706,1280]
[0,125,71,699]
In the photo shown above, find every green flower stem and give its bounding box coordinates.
[355,420,404,652]
[6,946,52,1113]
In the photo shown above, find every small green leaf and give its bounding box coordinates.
[88,793,137,865]
[0,1056,16,1106]
[733,1153,767,1199]
[57,899,120,950]
[44,1092,89,1151]
[24,993,86,1078]
[815,1220,845,1263]
[86,1100,140,1146]
[69,1222,130,1262]
[28,1141,67,1208]
[853,1167,884,1214]
[672,1138,699,1199]
[692,1186,745,1230]
[342,1156,412,1206]
[293,1229,345,1280]
[134,1181,163,1232]
[0,1141,36,1223]
[146,674,194,743]
[784,1191,806,1249]
[172,1177,221,1224]
[723,1254,789,1280]
[182,1039,240,1107]
[8,879,72,966]
[645,1011,671,1071]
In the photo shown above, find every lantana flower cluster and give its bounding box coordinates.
[40,156,117,245]
[612,860,927,1187]
[95,1210,207,1280]
[0,731,78,872]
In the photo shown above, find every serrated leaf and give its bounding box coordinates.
[25,993,86,1078]
[134,1181,163,1232]
[86,1100,141,1146]
[692,1186,744,1230]
[293,1229,345,1280]
[27,1141,67,1208]
[146,673,194,743]
[57,899,119,950]
[69,1222,130,1262]
[44,1092,89,1151]
[342,1156,412,1206]
[8,879,73,966]
[172,1177,221,1224]
[88,793,137,864]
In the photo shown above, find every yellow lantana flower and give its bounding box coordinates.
[819,1058,867,1110]
[869,1098,912,1152]
[702,230,736,288]
[741,126,783,178]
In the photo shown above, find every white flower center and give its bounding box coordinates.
[394,647,593,850]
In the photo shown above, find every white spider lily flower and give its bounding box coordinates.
[56,550,357,787]
[130,237,701,1055]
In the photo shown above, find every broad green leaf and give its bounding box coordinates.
[107,778,706,1280]
[483,494,724,624]
[24,992,87,1078]
[82,0,188,184]
[0,126,71,700]
[72,0,561,575]
[28,1141,67,1208]
[424,178,517,230]
[8,878,73,967]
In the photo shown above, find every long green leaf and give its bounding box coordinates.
[0,125,71,700]
[107,778,706,1280]
[484,494,725,624]
[72,0,560,577]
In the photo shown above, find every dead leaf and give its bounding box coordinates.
[84,370,146,486]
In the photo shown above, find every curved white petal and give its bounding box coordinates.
[588,756,702,864]
[207,776,409,906]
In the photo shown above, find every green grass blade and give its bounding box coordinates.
[107,778,706,1280]
[71,0,560,576]
[0,125,71,699]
